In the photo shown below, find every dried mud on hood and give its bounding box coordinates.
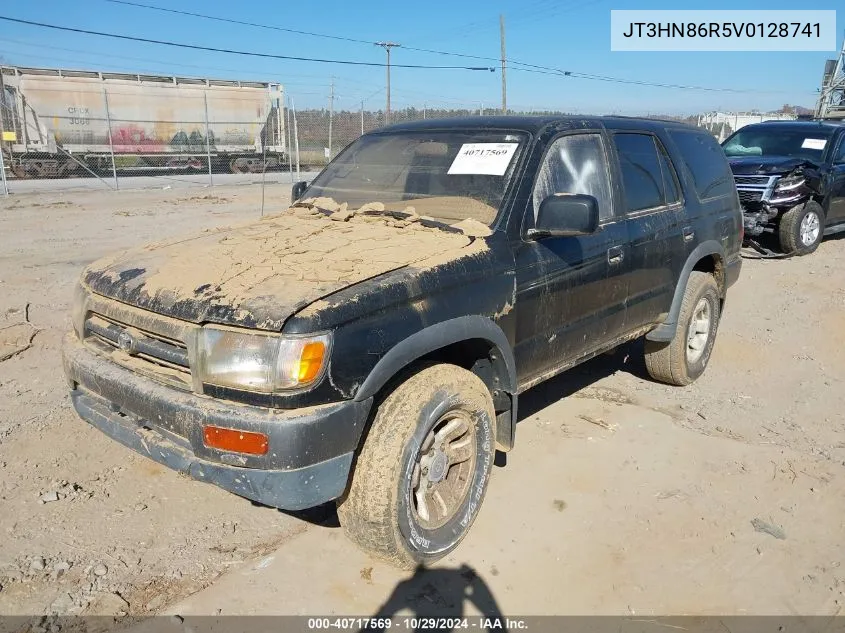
[82,198,490,330]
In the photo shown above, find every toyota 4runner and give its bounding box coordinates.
[64,116,742,568]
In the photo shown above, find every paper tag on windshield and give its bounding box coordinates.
[802,138,827,150]
[448,143,518,176]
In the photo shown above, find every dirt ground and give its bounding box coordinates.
[0,184,843,619]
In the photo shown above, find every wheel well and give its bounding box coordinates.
[692,254,725,297]
[367,338,515,451]
[417,339,512,403]
[811,196,826,212]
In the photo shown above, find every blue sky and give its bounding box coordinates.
[0,0,841,115]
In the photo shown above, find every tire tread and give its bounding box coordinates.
[645,271,719,386]
[337,364,494,568]
[778,201,824,256]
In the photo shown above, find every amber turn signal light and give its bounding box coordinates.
[203,425,269,456]
[296,341,326,384]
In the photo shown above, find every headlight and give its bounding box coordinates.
[774,175,805,192]
[194,328,330,392]
[71,282,88,339]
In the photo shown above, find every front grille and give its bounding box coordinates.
[83,312,193,391]
[738,190,764,204]
[734,175,772,186]
[733,174,779,208]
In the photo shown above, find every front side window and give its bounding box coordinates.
[532,133,614,220]
[304,130,528,226]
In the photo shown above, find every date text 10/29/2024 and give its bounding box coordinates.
[307,618,528,630]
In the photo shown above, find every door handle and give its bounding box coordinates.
[607,246,624,265]
[683,226,695,242]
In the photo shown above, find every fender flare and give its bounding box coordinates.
[353,315,519,448]
[645,240,726,343]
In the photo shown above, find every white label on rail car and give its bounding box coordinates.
[448,143,518,176]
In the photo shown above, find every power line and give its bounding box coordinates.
[0,40,495,105]
[3,11,806,96]
[0,16,495,71]
[102,0,378,46]
[0,37,397,93]
[94,0,779,94]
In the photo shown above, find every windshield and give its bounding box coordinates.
[722,127,834,161]
[304,130,528,226]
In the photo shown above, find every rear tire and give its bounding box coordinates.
[337,364,496,569]
[778,201,824,256]
[644,271,721,386]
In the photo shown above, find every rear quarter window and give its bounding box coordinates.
[668,130,734,200]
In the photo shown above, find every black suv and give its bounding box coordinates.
[723,120,845,255]
[64,116,741,568]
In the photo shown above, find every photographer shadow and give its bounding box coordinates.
[361,564,508,632]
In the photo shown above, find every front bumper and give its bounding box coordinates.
[741,206,780,237]
[62,334,372,510]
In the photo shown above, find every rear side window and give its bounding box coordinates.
[613,133,666,212]
[669,130,734,199]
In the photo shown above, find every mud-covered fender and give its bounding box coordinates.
[353,315,519,449]
[646,240,725,343]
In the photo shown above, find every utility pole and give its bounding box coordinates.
[328,77,334,159]
[500,14,507,114]
[376,42,400,124]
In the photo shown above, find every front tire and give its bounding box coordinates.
[337,364,496,569]
[778,201,824,256]
[644,271,721,386]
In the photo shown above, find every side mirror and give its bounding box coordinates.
[291,181,308,203]
[527,193,600,240]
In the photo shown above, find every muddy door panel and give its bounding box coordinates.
[611,132,685,331]
[512,131,629,384]
[624,208,684,331]
[513,221,629,384]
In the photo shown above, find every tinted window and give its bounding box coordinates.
[835,137,845,163]
[657,139,681,204]
[614,133,665,211]
[532,133,614,220]
[671,130,734,199]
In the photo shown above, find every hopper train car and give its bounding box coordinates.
[0,66,287,178]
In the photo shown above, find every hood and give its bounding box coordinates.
[728,155,818,176]
[82,204,481,331]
